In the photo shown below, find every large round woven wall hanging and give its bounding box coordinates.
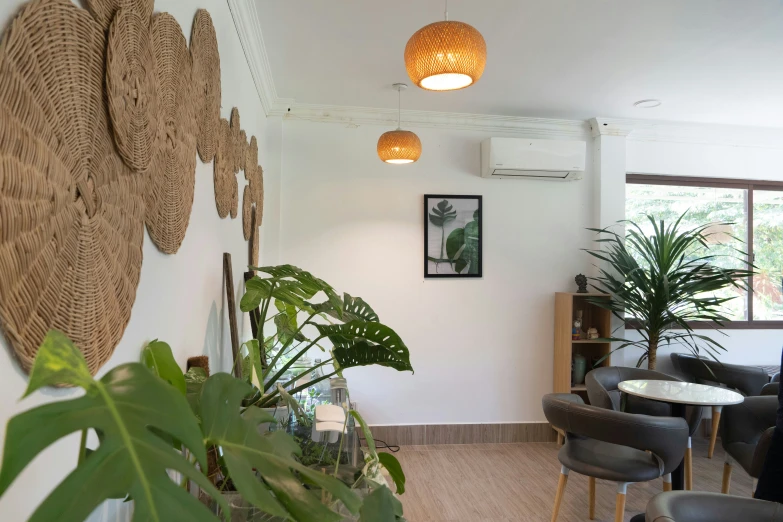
[86,0,153,32]
[214,118,234,218]
[249,165,265,228]
[190,9,221,163]
[0,0,145,374]
[106,8,157,172]
[246,136,258,180]
[146,13,197,254]
[238,130,248,172]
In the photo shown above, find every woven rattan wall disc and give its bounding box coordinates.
[146,13,197,254]
[106,8,157,172]
[250,225,259,267]
[238,130,248,172]
[249,165,265,228]
[190,9,221,163]
[213,118,233,218]
[0,0,145,374]
[229,107,242,173]
[245,136,258,180]
[242,185,253,240]
[86,0,153,32]
[229,176,239,219]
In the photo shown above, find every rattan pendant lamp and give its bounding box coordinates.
[405,0,486,91]
[377,83,422,164]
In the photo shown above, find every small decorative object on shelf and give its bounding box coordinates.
[587,327,599,340]
[572,310,583,340]
[575,273,588,293]
[572,353,587,385]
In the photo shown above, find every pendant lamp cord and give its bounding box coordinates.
[397,87,401,130]
[444,0,449,21]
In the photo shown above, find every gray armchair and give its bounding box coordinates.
[762,382,780,396]
[543,393,689,522]
[720,395,778,495]
[586,367,703,489]
[646,491,783,521]
[671,353,770,459]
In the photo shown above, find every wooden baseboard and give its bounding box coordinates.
[368,422,556,446]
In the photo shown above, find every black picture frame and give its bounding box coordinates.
[424,194,483,278]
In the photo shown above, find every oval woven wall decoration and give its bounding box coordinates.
[242,185,253,240]
[229,107,242,174]
[249,165,265,228]
[86,0,153,32]
[245,135,258,180]
[0,0,145,375]
[213,118,233,218]
[190,9,221,163]
[146,13,197,254]
[106,8,157,172]
[230,175,239,219]
[238,130,248,172]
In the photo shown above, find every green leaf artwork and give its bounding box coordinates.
[427,197,481,276]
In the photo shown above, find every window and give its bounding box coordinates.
[626,174,783,329]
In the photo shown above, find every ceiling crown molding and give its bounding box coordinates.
[598,117,783,150]
[227,0,293,116]
[287,103,591,139]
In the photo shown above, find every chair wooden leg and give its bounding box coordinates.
[557,431,564,446]
[685,438,693,490]
[721,461,733,494]
[614,483,628,522]
[709,406,722,459]
[752,479,757,498]
[588,477,596,520]
[551,466,569,522]
[663,473,672,492]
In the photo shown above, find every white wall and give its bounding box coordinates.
[0,1,282,520]
[279,119,595,425]
[622,137,783,374]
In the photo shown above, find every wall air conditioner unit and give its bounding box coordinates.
[480,138,586,181]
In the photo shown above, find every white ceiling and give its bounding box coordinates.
[255,0,783,127]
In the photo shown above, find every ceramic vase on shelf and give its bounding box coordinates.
[572,353,587,385]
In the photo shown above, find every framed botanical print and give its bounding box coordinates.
[424,194,482,278]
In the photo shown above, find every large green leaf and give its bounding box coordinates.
[241,278,317,312]
[359,486,404,522]
[200,373,362,521]
[0,330,227,522]
[428,200,457,227]
[249,265,343,318]
[141,340,186,395]
[377,453,406,495]
[311,293,380,323]
[316,321,413,372]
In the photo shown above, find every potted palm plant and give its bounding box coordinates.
[584,212,754,369]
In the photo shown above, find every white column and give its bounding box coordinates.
[589,118,633,366]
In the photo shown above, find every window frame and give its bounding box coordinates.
[626,173,783,330]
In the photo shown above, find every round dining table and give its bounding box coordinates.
[618,380,744,522]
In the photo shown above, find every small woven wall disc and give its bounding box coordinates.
[106,8,157,172]
[245,136,258,180]
[249,165,265,228]
[190,9,221,163]
[0,0,145,374]
[86,0,153,32]
[242,185,253,240]
[238,130,248,172]
[146,13,197,254]
[230,176,239,219]
[229,107,242,174]
[213,118,233,218]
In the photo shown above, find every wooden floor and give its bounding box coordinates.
[392,438,753,522]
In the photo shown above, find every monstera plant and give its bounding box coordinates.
[0,265,413,521]
[239,265,414,410]
[0,330,407,522]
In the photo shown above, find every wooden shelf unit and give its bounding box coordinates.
[554,292,613,402]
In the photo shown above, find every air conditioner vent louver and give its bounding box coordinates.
[481,138,586,181]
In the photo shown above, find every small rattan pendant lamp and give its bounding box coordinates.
[377,83,422,164]
[405,0,486,91]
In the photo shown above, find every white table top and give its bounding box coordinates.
[618,380,745,406]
